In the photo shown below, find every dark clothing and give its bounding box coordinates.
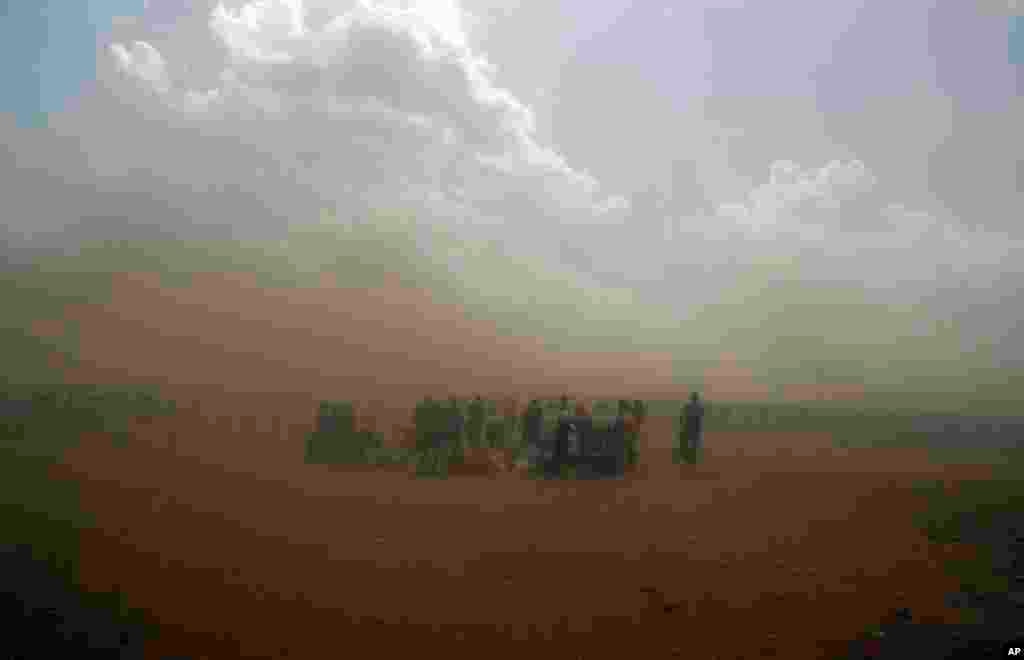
[683,401,705,450]
[678,399,705,465]
[522,403,543,452]
[467,399,485,447]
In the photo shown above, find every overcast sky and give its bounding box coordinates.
[1,0,1022,370]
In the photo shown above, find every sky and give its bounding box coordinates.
[1,0,1022,382]
[1012,13,1024,64]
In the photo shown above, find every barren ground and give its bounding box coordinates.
[37,272,994,659]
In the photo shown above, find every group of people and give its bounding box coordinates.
[422,391,708,464]
[523,391,708,465]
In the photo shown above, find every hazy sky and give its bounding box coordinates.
[1,1,1021,369]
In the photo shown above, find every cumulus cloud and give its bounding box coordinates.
[107,0,627,223]
[540,153,1008,342]
[715,159,881,236]
[2,0,1020,372]
[111,40,173,95]
[550,156,936,296]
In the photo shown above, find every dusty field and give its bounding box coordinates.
[55,417,992,660]
[35,272,996,658]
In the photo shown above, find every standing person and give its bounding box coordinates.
[446,395,464,450]
[413,396,432,450]
[522,398,542,443]
[500,396,521,449]
[522,398,544,461]
[680,392,705,464]
[633,399,647,424]
[467,394,485,448]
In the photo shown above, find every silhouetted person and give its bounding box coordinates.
[467,395,485,448]
[523,399,542,446]
[680,392,705,464]
[415,395,449,450]
[446,396,464,445]
[633,399,647,423]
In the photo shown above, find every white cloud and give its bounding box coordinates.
[108,0,625,223]
[4,0,1020,370]
[110,41,173,95]
[715,158,879,234]
[667,157,1024,308]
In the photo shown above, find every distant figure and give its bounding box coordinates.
[467,395,485,448]
[633,399,647,423]
[523,398,543,451]
[415,395,449,450]
[523,398,541,432]
[681,392,705,464]
[446,396,465,441]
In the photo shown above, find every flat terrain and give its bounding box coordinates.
[33,272,997,658]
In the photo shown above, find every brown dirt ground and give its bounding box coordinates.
[37,272,996,659]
